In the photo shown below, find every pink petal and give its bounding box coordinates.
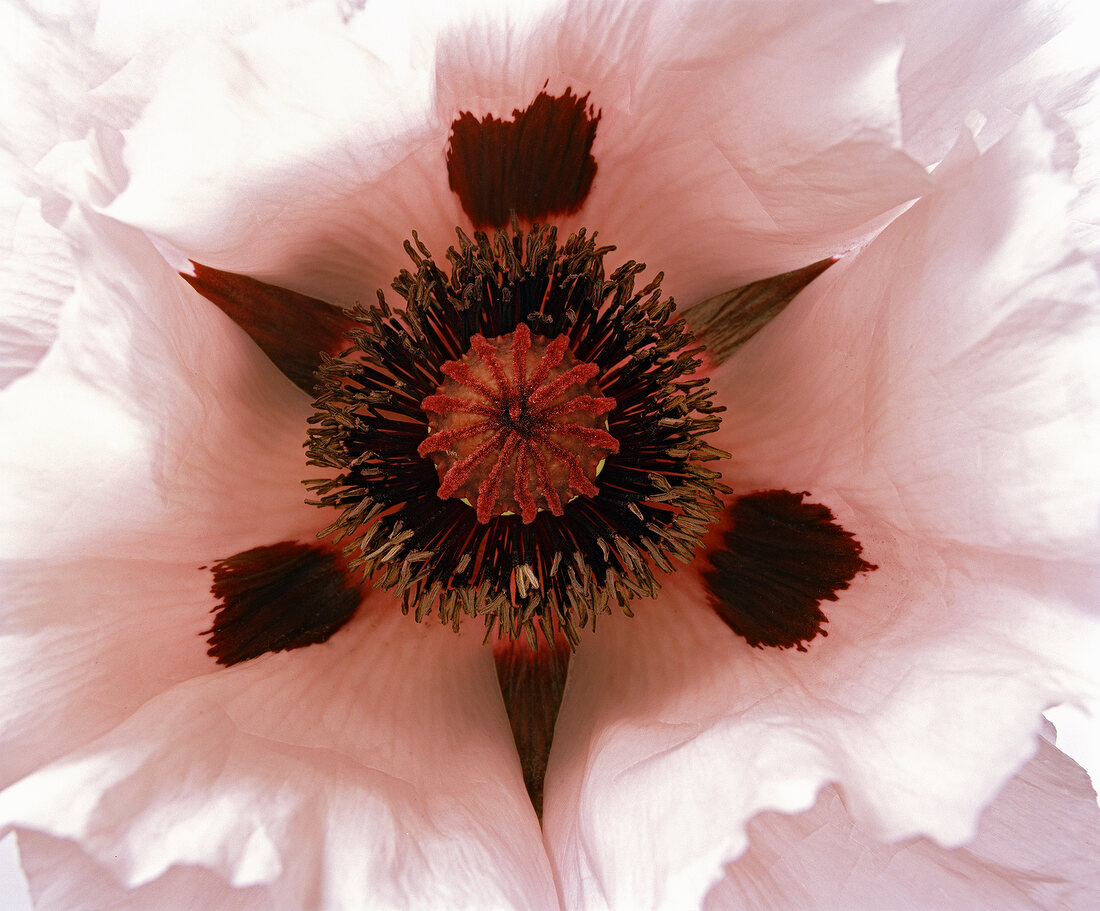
[106,0,931,306]
[0,0,312,388]
[711,109,1100,562]
[431,0,931,301]
[544,566,1100,910]
[0,834,31,911]
[0,558,220,790]
[105,3,454,305]
[544,109,1100,911]
[705,736,1100,910]
[0,203,320,565]
[0,192,70,387]
[12,831,271,911]
[0,604,557,910]
[898,0,1100,165]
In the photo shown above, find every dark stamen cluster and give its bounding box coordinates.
[306,224,730,647]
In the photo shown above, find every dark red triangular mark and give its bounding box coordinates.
[182,263,359,395]
[704,490,876,651]
[683,259,836,366]
[447,87,601,229]
[494,636,572,821]
[205,542,362,666]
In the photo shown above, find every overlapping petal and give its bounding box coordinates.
[0,161,552,907]
[705,733,1100,911]
[712,110,1100,557]
[0,189,70,388]
[542,110,1100,908]
[0,603,557,910]
[2,0,1098,908]
[427,0,932,299]
[105,0,930,305]
[0,0,311,387]
[0,204,318,564]
[14,830,271,911]
[103,1,449,305]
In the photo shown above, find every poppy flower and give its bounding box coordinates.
[2,1,1099,909]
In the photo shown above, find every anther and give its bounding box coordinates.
[418,323,618,523]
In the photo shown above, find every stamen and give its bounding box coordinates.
[419,324,618,524]
[306,224,731,645]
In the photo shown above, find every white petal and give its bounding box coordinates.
[899,0,1100,164]
[1,604,557,910]
[0,834,31,911]
[0,0,306,168]
[544,564,1100,911]
[13,831,272,911]
[1,0,327,388]
[0,201,321,564]
[107,0,929,307]
[105,2,451,305]
[543,111,1100,911]
[0,1,110,169]
[1045,703,1100,803]
[0,187,71,387]
[91,0,319,60]
[432,0,930,300]
[0,558,218,790]
[711,109,1100,561]
[0,0,92,388]
[704,737,1100,911]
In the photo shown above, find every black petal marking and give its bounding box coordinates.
[205,542,362,666]
[494,637,572,821]
[705,490,876,651]
[182,262,359,395]
[683,259,835,366]
[447,87,601,229]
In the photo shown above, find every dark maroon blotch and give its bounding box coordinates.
[494,636,572,820]
[447,87,601,229]
[704,490,876,651]
[182,263,359,396]
[205,541,362,666]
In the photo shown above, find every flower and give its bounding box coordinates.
[2,0,1100,909]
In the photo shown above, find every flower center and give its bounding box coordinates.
[418,324,619,524]
[306,224,730,646]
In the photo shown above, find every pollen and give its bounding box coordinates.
[418,323,618,524]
